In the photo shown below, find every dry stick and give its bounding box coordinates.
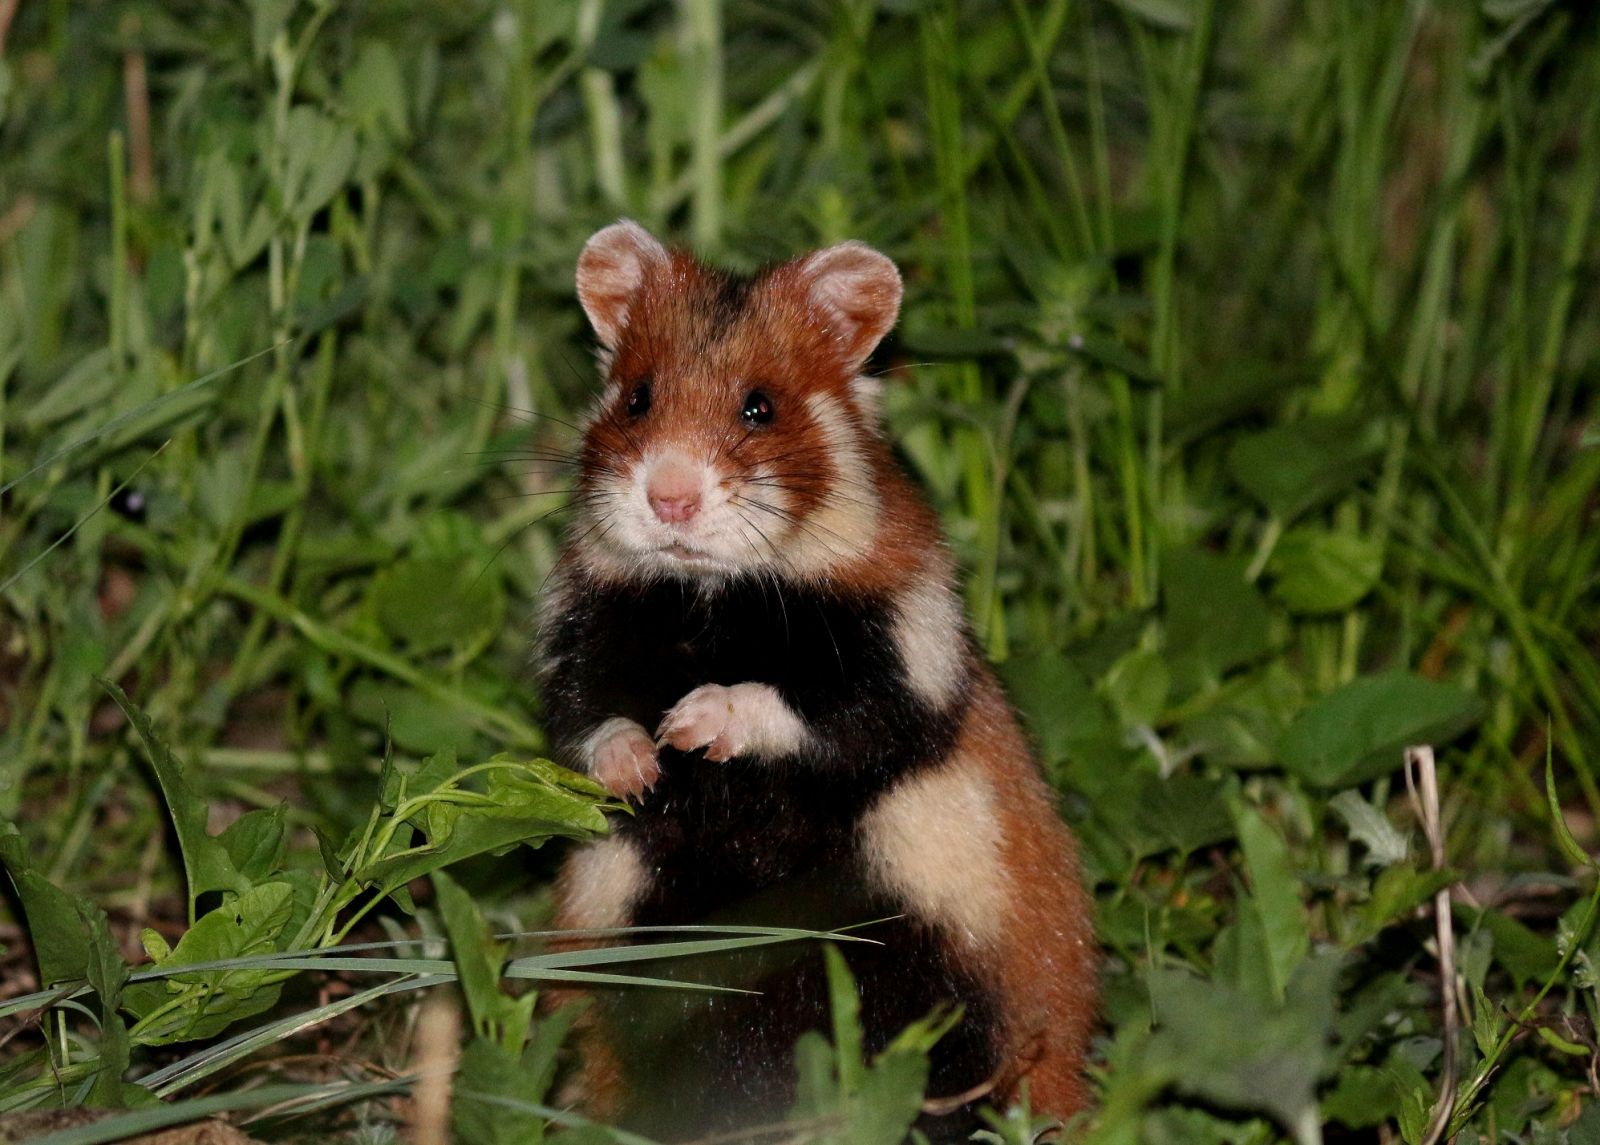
[1405,745,1459,1145]
[122,13,155,206]
[0,0,17,56]
[408,995,460,1145]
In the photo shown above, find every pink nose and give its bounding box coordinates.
[648,465,702,523]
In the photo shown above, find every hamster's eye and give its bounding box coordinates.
[626,381,652,418]
[741,390,775,426]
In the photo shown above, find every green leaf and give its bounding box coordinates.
[131,882,295,1046]
[1226,414,1384,521]
[1329,790,1410,868]
[1458,905,1559,987]
[1546,748,1593,870]
[83,903,131,1108]
[999,652,1118,766]
[280,107,357,221]
[1099,648,1170,728]
[1279,671,1483,790]
[344,41,409,140]
[0,819,95,986]
[1349,865,1458,945]
[1268,528,1384,614]
[1162,548,1272,690]
[102,681,249,905]
[1144,954,1342,1138]
[824,945,866,1097]
[434,869,533,1051]
[1232,801,1310,1001]
[452,1040,548,1145]
[370,555,504,655]
[219,806,288,884]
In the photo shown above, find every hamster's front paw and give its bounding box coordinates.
[582,718,660,800]
[657,683,808,762]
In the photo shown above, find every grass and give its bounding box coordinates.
[1,0,1598,1141]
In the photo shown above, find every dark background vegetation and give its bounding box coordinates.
[1,0,1599,1140]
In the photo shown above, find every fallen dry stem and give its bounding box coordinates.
[1405,744,1458,1145]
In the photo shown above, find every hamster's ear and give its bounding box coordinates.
[577,221,667,349]
[797,241,903,369]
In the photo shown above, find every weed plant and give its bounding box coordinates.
[1,0,1598,1142]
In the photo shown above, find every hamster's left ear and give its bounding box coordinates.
[577,220,668,349]
[797,242,903,369]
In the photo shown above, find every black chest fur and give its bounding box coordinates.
[543,573,968,917]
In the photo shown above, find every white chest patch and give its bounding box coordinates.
[860,758,1007,947]
[561,835,648,931]
[890,582,968,709]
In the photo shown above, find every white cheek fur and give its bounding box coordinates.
[777,393,880,579]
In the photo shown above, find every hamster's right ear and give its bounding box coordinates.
[576,221,667,349]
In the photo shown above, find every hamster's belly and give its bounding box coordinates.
[602,748,1001,1140]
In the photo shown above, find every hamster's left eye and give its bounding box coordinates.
[626,381,652,418]
[741,390,775,426]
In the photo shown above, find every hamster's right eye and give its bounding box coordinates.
[626,381,652,418]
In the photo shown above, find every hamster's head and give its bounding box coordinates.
[568,221,903,585]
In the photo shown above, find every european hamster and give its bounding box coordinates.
[539,221,1095,1139]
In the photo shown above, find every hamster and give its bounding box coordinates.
[539,221,1095,1140]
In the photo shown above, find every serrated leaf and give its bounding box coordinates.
[102,681,249,905]
[131,882,295,1046]
[1329,790,1409,868]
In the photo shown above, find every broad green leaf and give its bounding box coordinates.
[1100,648,1170,728]
[359,804,605,899]
[103,681,249,904]
[349,678,482,756]
[1279,671,1482,789]
[344,41,409,140]
[1457,905,1559,987]
[0,819,95,985]
[1144,954,1342,1139]
[83,903,131,1107]
[1226,414,1384,521]
[452,1040,548,1145]
[1162,548,1272,690]
[999,652,1118,766]
[219,806,288,884]
[1269,527,1384,614]
[370,555,504,655]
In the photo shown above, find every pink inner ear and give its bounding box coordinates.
[577,221,667,349]
[801,242,904,366]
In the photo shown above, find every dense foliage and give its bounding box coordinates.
[2,0,1598,1141]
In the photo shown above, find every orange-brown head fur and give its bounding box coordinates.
[570,222,939,593]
